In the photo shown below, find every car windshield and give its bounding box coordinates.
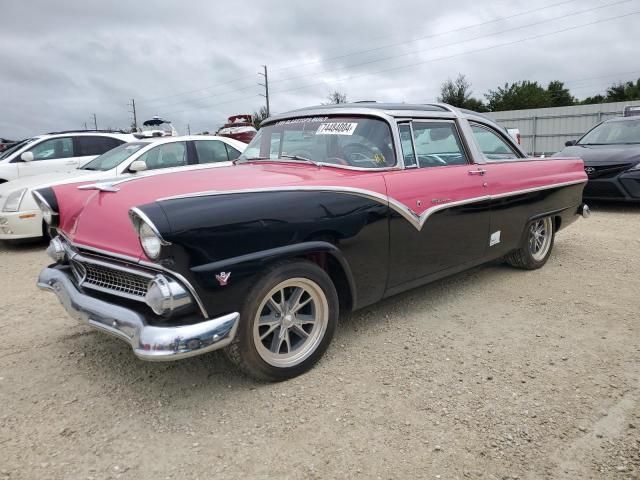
[80,142,147,171]
[579,119,640,145]
[239,116,396,168]
[0,137,37,160]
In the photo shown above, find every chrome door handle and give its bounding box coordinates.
[468,168,487,176]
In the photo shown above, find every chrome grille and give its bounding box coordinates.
[69,257,154,302]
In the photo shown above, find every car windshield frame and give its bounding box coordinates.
[238,115,398,170]
[79,141,148,171]
[578,119,640,146]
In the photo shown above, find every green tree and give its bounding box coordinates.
[252,105,269,129]
[438,74,487,111]
[606,79,640,102]
[547,81,574,107]
[485,81,550,111]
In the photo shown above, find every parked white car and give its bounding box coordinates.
[0,135,246,241]
[0,131,136,183]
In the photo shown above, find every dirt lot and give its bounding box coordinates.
[0,204,638,480]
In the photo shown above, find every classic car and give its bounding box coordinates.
[0,135,245,241]
[35,103,589,381]
[555,112,640,202]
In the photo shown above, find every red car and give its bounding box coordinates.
[35,103,589,381]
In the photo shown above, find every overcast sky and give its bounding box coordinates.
[1,0,638,139]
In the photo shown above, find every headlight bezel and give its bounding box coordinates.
[129,207,170,260]
[3,188,27,212]
[32,189,59,227]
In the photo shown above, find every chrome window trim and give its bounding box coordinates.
[409,118,473,168]
[468,121,527,159]
[256,112,404,171]
[156,179,587,232]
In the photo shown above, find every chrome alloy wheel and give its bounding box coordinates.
[252,278,329,368]
[528,217,553,262]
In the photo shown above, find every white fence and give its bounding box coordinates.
[485,100,640,156]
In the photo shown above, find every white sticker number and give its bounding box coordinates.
[316,123,358,136]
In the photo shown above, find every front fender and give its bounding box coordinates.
[190,241,357,313]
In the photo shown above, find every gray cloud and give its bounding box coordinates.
[1,0,638,138]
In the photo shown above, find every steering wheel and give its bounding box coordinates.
[342,143,377,162]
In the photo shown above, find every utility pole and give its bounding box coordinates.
[128,98,138,132]
[187,124,191,135]
[258,65,270,117]
[92,113,98,131]
[83,122,88,130]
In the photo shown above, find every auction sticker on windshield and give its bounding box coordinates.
[316,122,358,135]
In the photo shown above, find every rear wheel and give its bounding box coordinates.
[505,216,555,270]
[225,260,339,381]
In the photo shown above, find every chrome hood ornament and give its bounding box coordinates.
[77,182,120,192]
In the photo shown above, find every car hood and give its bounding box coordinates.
[556,144,640,166]
[0,169,104,197]
[50,162,386,260]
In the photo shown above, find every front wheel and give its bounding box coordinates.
[225,260,339,381]
[505,216,555,270]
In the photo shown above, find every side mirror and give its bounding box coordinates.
[565,140,577,147]
[129,160,148,172]
[20,151,34,162]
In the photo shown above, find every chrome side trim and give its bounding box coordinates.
[156,179,587,232]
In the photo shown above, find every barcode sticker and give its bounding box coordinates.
[316,123,358,135]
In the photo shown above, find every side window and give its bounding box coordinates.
[136,142,187,170]
[29,137,74,161]
[225,144,241,160]
[471,125,519,161]
[398,123,417,167]
[76,136,123,156]
[194,140,229,164]
[411,122,468,168]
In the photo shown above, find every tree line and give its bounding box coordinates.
[438,74,640,112]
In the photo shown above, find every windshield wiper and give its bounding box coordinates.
[280,154,320,166]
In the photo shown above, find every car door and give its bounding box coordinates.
[468,122,544,257]
[74,136,125,167]
[16,137,76,177]
[383,120,490,291]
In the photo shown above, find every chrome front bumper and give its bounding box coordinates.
[37,266,239,361]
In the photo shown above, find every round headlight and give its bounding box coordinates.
[139,222,162,259]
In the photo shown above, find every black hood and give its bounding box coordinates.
[555,144,640,166]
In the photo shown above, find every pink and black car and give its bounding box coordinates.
[35,103,589,381]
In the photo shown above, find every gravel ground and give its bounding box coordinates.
[1,204,638,480]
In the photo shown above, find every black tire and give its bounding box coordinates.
[505,216,555,270]
[225,260,339,381]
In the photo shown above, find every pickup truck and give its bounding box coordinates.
[35,103,589,381]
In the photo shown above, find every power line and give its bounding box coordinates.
[136,0,585,107]
[162,8,639,116]
[146,0,631,111]
[265,0,632,88]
